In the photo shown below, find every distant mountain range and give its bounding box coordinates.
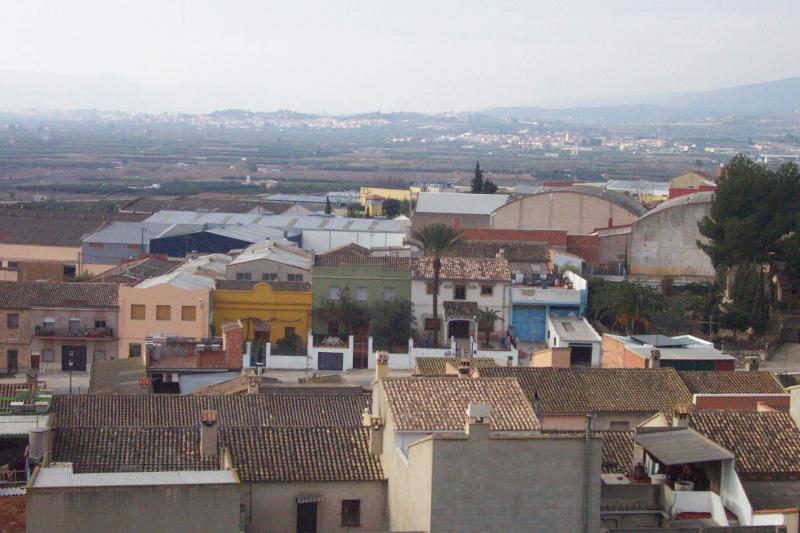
[484,77,800,123]
[0,71,798,124]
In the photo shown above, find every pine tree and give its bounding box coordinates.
[324,197,332,214]
[471,161,484,193]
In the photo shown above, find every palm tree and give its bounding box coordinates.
[475,307,502,347]
[408,223,464,344]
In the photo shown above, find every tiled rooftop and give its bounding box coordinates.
[381,377,540,432]
[443,242,550,263]
[413,257,511,282]
[314,255,412,270]
[678,371,785,395]
[0,281,119,309]
[414,357,497,376]
[478,367,693,415]
[213,279,312,292]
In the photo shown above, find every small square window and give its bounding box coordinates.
[68,318,81,332]
[181,306,196,321]
[288,273,304,282]
[356,287,368,301]
[236,272,252,281]
[329,286,341,300]
[42,349,55,363]
[94,320,106,329]
[130,304,146,320]
[63,264,76,278]
[156,305,171,321]
[6,313,19,329]
[261,273,278,281]
[383,287,396,301]
[480,285,493,296]
[129,343,142,358]
[426,283,438,295]
[7,261,18,269]
[341,499,361,527]
[454,285,466,300]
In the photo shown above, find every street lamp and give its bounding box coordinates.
[68,350,74,395]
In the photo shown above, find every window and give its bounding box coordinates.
[63,264,76,278]
[383,287,396,301]
[288,273,304,282]
[284,327,296,338]
[6,313,19,329]
[424,318,441,331]
[236,272,252,281]
[181,306,196,321]
[356,287,368,301]
[68,318,81,333]
[328,321,340,335]
[156,305,171,321]
[42,349,55,363]
[129,343,142,358]
[329,286,341,300]
[426,283,438,295]
[454,285,466,300]
[7,261,18,269]
[261,273,278,281]
[130,304,146,320]
[480,285,493,296]
[43,317,55,328]
[609,421,630,431]
[94,320,106,329]
[341,500,361,527]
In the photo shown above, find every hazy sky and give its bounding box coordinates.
[2,0,799,113]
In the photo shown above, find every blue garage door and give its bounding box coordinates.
[512,306,547,341]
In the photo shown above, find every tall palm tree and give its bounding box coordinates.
[475,307,503,347]
[408,223,464,344]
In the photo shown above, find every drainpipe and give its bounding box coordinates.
[583,413,593,533]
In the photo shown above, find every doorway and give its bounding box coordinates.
[6,350,18,375]
[447,320,471,339]
[296,501,318,533]
[569,344,593,367]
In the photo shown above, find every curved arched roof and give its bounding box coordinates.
[636,191,714,222]
[511,185,647,216]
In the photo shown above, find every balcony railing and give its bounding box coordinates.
[34,326,114,339]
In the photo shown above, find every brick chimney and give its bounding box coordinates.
[375,351,389,380]
[672,404,691,428]
[221,322,243,370]
[200,410,219,458]
[465,402,492,438]
[744,355,760,372]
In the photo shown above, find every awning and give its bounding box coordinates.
[443,301,478,321]
[253,322,270,334]
[634,428,734,465]
[296,494,322,504]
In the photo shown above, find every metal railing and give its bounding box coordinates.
[34,325,114,338]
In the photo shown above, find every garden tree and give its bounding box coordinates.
[324,197,332,214]
[724,261,770,335]
[382,198,401,218]
[368,298,415,350]
[471,161,484,193]
[475,307,502,347]
[482,179,498,194]
[274,332,304,355]
[320,289,368,335]
[698,155,800,270]
[407,223,465,344]
[587,279,665,335]
[399,199,411,216]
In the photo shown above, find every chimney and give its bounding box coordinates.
[221,323,243,370]
[375,351,389,380]
[533,391,543,423]
[200,410,219,458]
[457,358,471,378]
[745,355,760,372]
[672,404,691,428]
[28,427,49,464]
[790,386,800,429]
[246,376,259,395]
[506,355,513,367]
[649,349,661,369]
[465,402,492,438]
[495,248,505,260]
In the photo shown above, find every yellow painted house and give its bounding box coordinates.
[359,187,411,207]
[211,280,312,344]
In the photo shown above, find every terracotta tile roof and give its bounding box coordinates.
[381,377,540,431]
[443,242,550,263]
[678,371,785,395]
[690,410,800,479]
[0,208,145,247]
[0,281,118,309]
[314,255,412,270]
[192,375,255,395]
[148,353,228,370]
[213,279,311,292]
[414,357,497,376]
[225,427,383,482]
[442,300,478,320]
[52,394,370,428]
[741,480,800,511]
[0,383,29,412]
[318,242,371,258]
[412,257,511,281]
[91,255,179,286]
[478,367,693,415]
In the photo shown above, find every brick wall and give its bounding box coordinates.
[0,494,26,533]
[601,335,625,368]
[566,234,599,264]
[222,322,243,370]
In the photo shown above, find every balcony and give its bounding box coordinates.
[34,325,115,340]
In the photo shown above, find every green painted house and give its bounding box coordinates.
[311,255,412,334]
